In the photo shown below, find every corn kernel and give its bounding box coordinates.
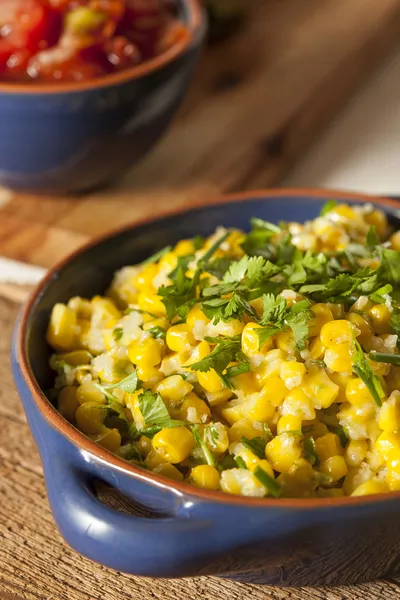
[327,303,345,319]
[220,468,266,497]
[138,292,166,316]
[191,465,220,490]
[58,386,79,422]
[309,336,325,360]
[187,340,210,365]
[280,361,306,390]
[376,431,400,461]
[145,449,167,469]
[324,343,354,372]
[75,401,107,434]
[329,372,354,404]
[76,382,106,405]
[365,209,388,238]
[301,367,339,409]
[254,350,285,385]
[351,479,389,496]
[277,415,302,435]
[390,230,400,251]
[320,455,348,482]
[314,433,343,463]
[128,337,162,367]
[197,369,224,393]
[56,350,92,366]
[228,419,264,442]
[280,388,316,421]
[166,324,195,352]
[91,296,121,327]
[221,398,245,425]
[186,306,209,338]
[309,304,334,337]
[265,433,302,474]
[174,239,195,257]
[152,427,195,463]
[155,375,193,407]
[133,263,158,292]
[242,392,275,423]
[94,428,121,453]
[205,388,234,406]
[136,435,152,457]
[320,320,356,348]
[136,363,162,385]
[152,462,184,481]
[259,376,287,408]
[345,439,367,466]
[47,303,77,351]
[241,322,273,357]
[275,330,296,354]
[204,422,229,453]
[368,304,391,334]
[346,377,376,406]
[179,392,211,424]
[231,371,259,395]
[347,312,373,345]
[378,392,400,432]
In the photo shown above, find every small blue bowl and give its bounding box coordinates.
[0,0,204,195]
[12,189,400,586]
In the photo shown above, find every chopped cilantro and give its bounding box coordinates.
[369,351,400,366]
[112,327,123,342]
[192,424,215,466]
[188,336,242,389]
[303,436,319,466]
[149,326,166,340]
[335,426,348,448]
[320,199,337,216]
[100,371,139,394]
[241,436,266,459]
[193,235,205,250]
[138,390,184,430]
[390,307,400,341]
[217,454,237,472]
[370,284,393,304]
[235,456,247,469]
[198,231,231,265]
[253,466,282,498]
[141,245,172,266]
[353,341,385,407]
[366,225,380,247]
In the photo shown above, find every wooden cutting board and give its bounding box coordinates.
[2,0,400,270]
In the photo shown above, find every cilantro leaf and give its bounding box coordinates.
[198,231,230,265]
[149,326,166,340]
[101,371,139,394]
[250,217,281,234]
[379,249,400,284]
[141,245,172,266]
[286,309,310,350]
[304,436,319,466]
[191,424,215,466]
[201,257,233,279]
[260,293,287,325]
[188,336,242,389]
[370,284,393,304]
[113,327,123,341]
[320,199,337,216]
[235,456,247,469]
[241,436,266,459]
[256,324,282,348]
[253,466,282,497]
[202,293,257,324]
[158,266,199,320]
[193,235,205,250]
[138,390,184,429]
[353,341,385,407]
[390,307,400,341]
[366,225,380,247]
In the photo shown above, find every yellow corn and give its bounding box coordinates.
[76,382,106,405]
[174,239,195,256]
[364,209,388,238]
[228,419,264,442]
[275,330,296,354]
[145,449,167,469]
[265,433,302,474]
[138,292,166,316]
[136,435,152,457]
[128,337,162,367]
[136,363,162,384]
[186,305,209,333]
[345,439,367,467]
[241,322,273,357]
[133,263,158,292]
[324,343,354,372]
[351,479,389,496]
[47,304,77,351]
[280,388,316,421]
[375,431,400,461]
[155,375,193,407]
[242,392,275,423]
[220,468,266,497]
[309,337,325,360]
[280,361,306,390]
[58,386,79,422]
[347,312,373,345]
[346,377,377,406]
[320,455,348,482]
[152,462,184,481]
[179,392,211,424]
[390,230,400,251]
[166,324,195,352]
[277,415,302,435]
[197,369,224,393]
[75,401,107,434]
[152,427,195,463]
[94,427,121,453]
[309,304,334,337]
[231,371,259,395]
[320,320,356,348]
[190,465,220,490]
[368,304,391,334]
[378,392,400,432]
[204,422,229,453]
[301,367,339,409]
[314,433,343,463]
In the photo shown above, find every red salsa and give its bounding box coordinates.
[0,0,186,83]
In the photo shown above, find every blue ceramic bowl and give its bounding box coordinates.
[0,0,204,195]
[12,189,400,586]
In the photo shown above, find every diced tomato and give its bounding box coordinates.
[0,0,61,53]
[105,36,140,69]
[0,41,13,74]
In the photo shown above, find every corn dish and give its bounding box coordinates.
[47,201,400,499]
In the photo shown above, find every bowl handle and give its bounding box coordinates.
[43,454,223,576]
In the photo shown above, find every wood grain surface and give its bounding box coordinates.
[3,0,400,597]
[2,0,400,269]
[1,295,400,600]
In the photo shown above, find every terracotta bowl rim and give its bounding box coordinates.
[17,187,400,509]
[0,0,205,96]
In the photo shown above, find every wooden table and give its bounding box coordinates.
[3,0,400,598]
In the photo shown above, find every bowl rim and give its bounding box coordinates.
[0,0,204,96]
[16,187,400,508]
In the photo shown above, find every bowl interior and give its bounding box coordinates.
[24,191,400,394]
